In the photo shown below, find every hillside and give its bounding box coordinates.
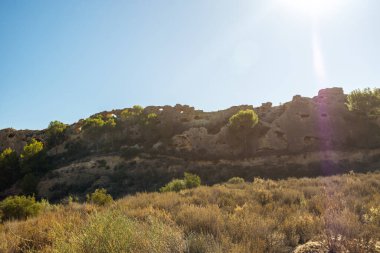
[1,172,380,252]
[1,87,380,201]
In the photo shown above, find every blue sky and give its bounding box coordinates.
[0,0,379,130]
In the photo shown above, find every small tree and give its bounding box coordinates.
[0,148,20,191]
[86,188,113,206]
[20,139,49,175]
[346,88,380,117]
[229,109,259,131]
[82,115,109,151]
[83,115,105,130]
[47,121,67,154]
[184,172,201,189]
[21,139,44,160]
[228,109,259,155]
[0,148,14,161]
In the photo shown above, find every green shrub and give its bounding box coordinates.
[21,139,44,160]
[228,109,259,155]
[0,148,20,191]
[0,195,43,221]
[82,115,105,129]
[47,120,67,148]
[160,179,187,192]
[0,148,14,161]
[184,172,201,189]
[346,87,380,117]
[120,105,144,122]
[86,188,113,206]
[227,177,245,184]
[160,173,201,192]
[146,112,158,122]
[228,109,258,132]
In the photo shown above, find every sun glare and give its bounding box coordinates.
[279,0,344,18]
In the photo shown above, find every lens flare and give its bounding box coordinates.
[312,28,327,83]
[278,0,344,18]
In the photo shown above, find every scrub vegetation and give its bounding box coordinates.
[1,171,380,253]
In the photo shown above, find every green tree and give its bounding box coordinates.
[346,88,380,117]
[83,115,105,130]
[0,148,20,191]
[184,172,201,189]
[0,148,13,161]
[20,139,48,175]
[86,188,113,206]
[47,121,67,154]
[229,109,259,131]
[82,115,114,152]
[228,109,259,155]
[21,139,44,160]
[103,115,117,149]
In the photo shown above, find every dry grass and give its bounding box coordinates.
[1,171,380,252]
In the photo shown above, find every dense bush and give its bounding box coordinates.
[160,179,187,192]
[346,87,380,117]
[227,177,245,184]
[0,148,14,161]
[160,173,201,192]
[21,138,44,160]
[86,188,113,206]
[184,172,201,189]
[120,105,159,130]
[0,148,20,191]
[0,195,43,221]
[228,109,259,155]
[20,139,50,175]
[46,120,67,148]
[228,109,258,132]
[121,105,144,121]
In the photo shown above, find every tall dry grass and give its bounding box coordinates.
[1,171,380,252]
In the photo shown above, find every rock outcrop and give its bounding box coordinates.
[2,87,380,200]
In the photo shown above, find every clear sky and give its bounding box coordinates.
[0,0,379,130]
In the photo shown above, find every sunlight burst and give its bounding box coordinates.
[279,0,344,18]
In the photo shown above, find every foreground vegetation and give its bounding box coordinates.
[1,171,380,253]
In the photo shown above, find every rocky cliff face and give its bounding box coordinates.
[1,87,380,200]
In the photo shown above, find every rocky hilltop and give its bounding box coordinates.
[1,87,380,201]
